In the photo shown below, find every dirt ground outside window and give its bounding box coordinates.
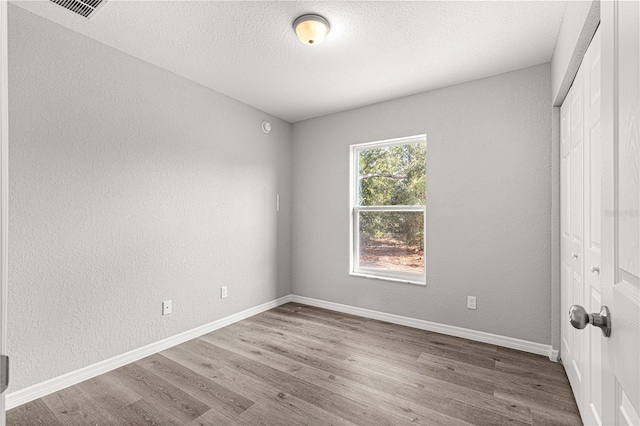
[359,237,424,273]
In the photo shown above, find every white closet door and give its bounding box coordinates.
[601,1,640,423]
[561,28,602,424]
[569,57,587,407]
[583,28,603,426]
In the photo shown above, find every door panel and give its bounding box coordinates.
[613,0,640,418]
[617,1,640,278]
[562,263,572,354]
[619,388,640,426]
[572,73,585,249]
[601,1,640,424]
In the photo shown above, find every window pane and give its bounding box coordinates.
[358,211,424,274]
[358,142,426,206]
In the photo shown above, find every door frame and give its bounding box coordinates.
[0,0,8,424]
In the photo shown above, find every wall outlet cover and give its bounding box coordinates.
[162,300,172,315]
[467,296,477,310]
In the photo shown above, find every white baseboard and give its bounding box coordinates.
[7,293,559,410]
[289,295,558,362]
[5,295,292,410]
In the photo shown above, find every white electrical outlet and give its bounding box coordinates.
[467,296,477,310]
[162,300,172,316]
[221,286,228,299]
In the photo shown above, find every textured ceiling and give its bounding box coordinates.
[10,1,567,122]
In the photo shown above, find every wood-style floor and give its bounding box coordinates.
[7,303,582,425]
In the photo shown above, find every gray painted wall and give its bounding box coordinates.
[7,5,292,392]
[292,64,553,345]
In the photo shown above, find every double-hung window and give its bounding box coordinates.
[350,135,426,285]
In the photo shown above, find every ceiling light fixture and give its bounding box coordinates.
[293,14,330,46]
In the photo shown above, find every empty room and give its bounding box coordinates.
[0,0,638,425]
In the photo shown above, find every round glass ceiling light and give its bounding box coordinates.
[293,14,330,46]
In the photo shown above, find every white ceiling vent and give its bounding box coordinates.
[49,0,107,19]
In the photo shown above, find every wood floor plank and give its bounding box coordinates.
[163,345,359,426]
[138,353,254,420]
[41,384,122,425]
[347,349,495,395]
[418,352,571,394]
[75,375,168,426]
[189,408,242,426]
[109,362,211,424]
[292,365,473,425]
[492,346,565,371]
[494,360,570,387]
[215,366,359,426]
[229,320,352,361]
[494,384,580,416]
[209,322,355,370]
[202,327,310,374]
[6,399,62,426]
[271,307,364,334]
[184,338,400,426]
[531,406,582,426]
[277,304,371,328]
[120,399,181,426]
[77,373,143,408]
[233,401,343,426]
[247,312,349,343]
[161,344,228,382]
[347,353,533,424]
[7,302,580,426]
[395,383,532,426]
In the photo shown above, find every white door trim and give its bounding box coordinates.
[0,0,9,424]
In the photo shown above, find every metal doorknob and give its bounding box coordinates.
[569,305,611,337]
[590,265,600,274]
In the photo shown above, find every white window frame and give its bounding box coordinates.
[349,135,427,285]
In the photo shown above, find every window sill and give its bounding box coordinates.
[350,272,426,286]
